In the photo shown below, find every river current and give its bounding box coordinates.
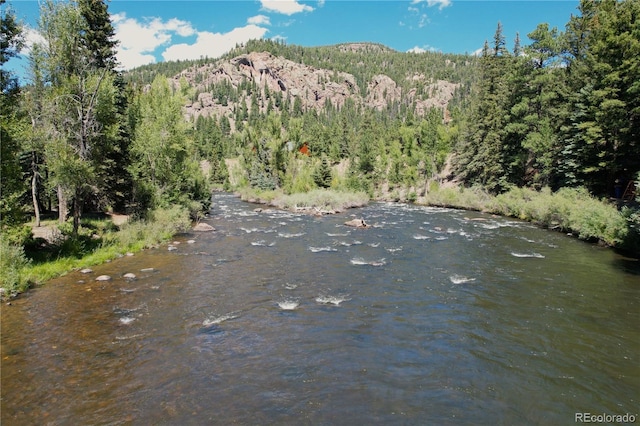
[2,193,639,425]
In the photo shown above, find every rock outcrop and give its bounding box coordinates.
[176,51,460,124]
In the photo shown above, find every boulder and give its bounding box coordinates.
[193,223,215,232]
[344,218,368,228]
[123,273,136,279]
[80,268,93,274]
[95,275,112,281]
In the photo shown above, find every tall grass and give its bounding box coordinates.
[239,188,369,213]
[424,184,629,248]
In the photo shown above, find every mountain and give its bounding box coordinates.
[127,40,478,131]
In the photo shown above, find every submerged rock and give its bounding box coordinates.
[80,268,93,274]
[123,273,136,279]
[193,223,215,232]
[95,275,112,281]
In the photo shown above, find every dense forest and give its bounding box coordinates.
[1,0,639,295]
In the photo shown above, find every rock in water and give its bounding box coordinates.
[80,268,93,274]
[95,275,112,281]
[344,218,368,228]
[123,273,136,279]
[193,223,215,232]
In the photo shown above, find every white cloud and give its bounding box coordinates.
[248,15,271,26]
[112,12,186,68]
[117,49,157,70]
[407,45,439,54]
[271,35,288,43]
[471,47,484,56]
[411,0,452,10]
[22,26,46,53]
[260,0,314,15]
[162,25,269,62]
[163,18,197,37]
[112,12,267,70]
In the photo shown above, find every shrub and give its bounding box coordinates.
[0,236,31,298]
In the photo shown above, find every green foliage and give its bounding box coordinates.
[620,206,640,254]
[495,187,628,246]
[1,0,25,227]
[129,75,210,209]
[2,224,33,247]
[240,188,369,213]
[0,236,31,298]
[313,156,333,189]
[456,3,639,196]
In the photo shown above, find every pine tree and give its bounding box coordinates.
[313,155,333,188]
[0,0,25,226]
[455,23,512,192]
[78,0,117,70]
[558,0,640,195]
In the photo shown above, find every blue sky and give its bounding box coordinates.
[7,0,580,72]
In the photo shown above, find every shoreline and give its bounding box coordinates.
[3,186,638,300]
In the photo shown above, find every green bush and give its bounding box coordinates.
[423,184,629,248]
[0,236,31,298]
[1,224,33,247]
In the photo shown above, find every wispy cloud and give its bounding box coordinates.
[248,15,271,26]
[406,4,430,29]
[418,14,430,28]
[260,0,314,15]
[411,0,452,10]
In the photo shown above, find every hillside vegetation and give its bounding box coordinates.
[2,0,639,297]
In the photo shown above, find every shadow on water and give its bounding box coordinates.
[612,251,640,276]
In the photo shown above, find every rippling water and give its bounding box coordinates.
[2,194,639,425]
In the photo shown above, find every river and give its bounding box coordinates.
[2,193,639,425]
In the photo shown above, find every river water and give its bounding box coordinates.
[2,193,639,425]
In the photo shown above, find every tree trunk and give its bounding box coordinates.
[32,172,41,227]
[57,184,68,224]
[72,189,81,237]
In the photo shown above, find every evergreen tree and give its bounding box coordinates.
[455,24,512,192]
[313,155,333,188]
[558,0,640,195]
[0,0,25,226]
[78,0,117,70]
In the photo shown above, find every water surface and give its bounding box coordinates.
[2,194,639,425]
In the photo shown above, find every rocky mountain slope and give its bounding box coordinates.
[171,48,461,126]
